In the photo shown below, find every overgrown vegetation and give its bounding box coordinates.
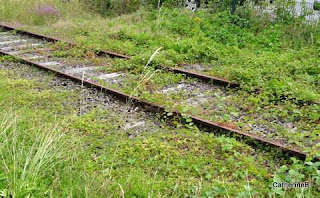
[0,0,319,196]
[2,0,317,103]
[0,61,319,197]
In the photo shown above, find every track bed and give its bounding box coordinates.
[0,26,318,160]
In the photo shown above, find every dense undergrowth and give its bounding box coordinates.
[0,0,319,196]
[0,1,319,103]
[0,60,319,197]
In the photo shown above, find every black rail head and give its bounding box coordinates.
[1,50,317,162]
[0,23,131,59]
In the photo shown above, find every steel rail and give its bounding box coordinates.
[0,23,239,87]
[0,49,314,161]
[0,23,131,59]
[170,67,240,88]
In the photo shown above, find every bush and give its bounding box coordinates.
[83,0,184,15]
[84,0,111,14]
[314,2,320,10]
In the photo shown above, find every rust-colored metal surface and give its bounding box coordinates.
[0,23,239,87]
[1,49,314,161]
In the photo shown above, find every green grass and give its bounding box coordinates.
[6,2,315,153]
[0,61,319,197]
[0,0,84,26]
[0,1,320,196]
[65,61,317,153]
[1,1,318,102]
[14,7,318,102]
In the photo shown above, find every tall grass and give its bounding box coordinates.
[0,0,83,25]
[84,0,183,15]
[0,111,69,197]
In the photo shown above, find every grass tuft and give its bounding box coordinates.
[0,110,69,197]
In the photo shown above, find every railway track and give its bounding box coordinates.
[0,23,240,88]
[0,23,317,161]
